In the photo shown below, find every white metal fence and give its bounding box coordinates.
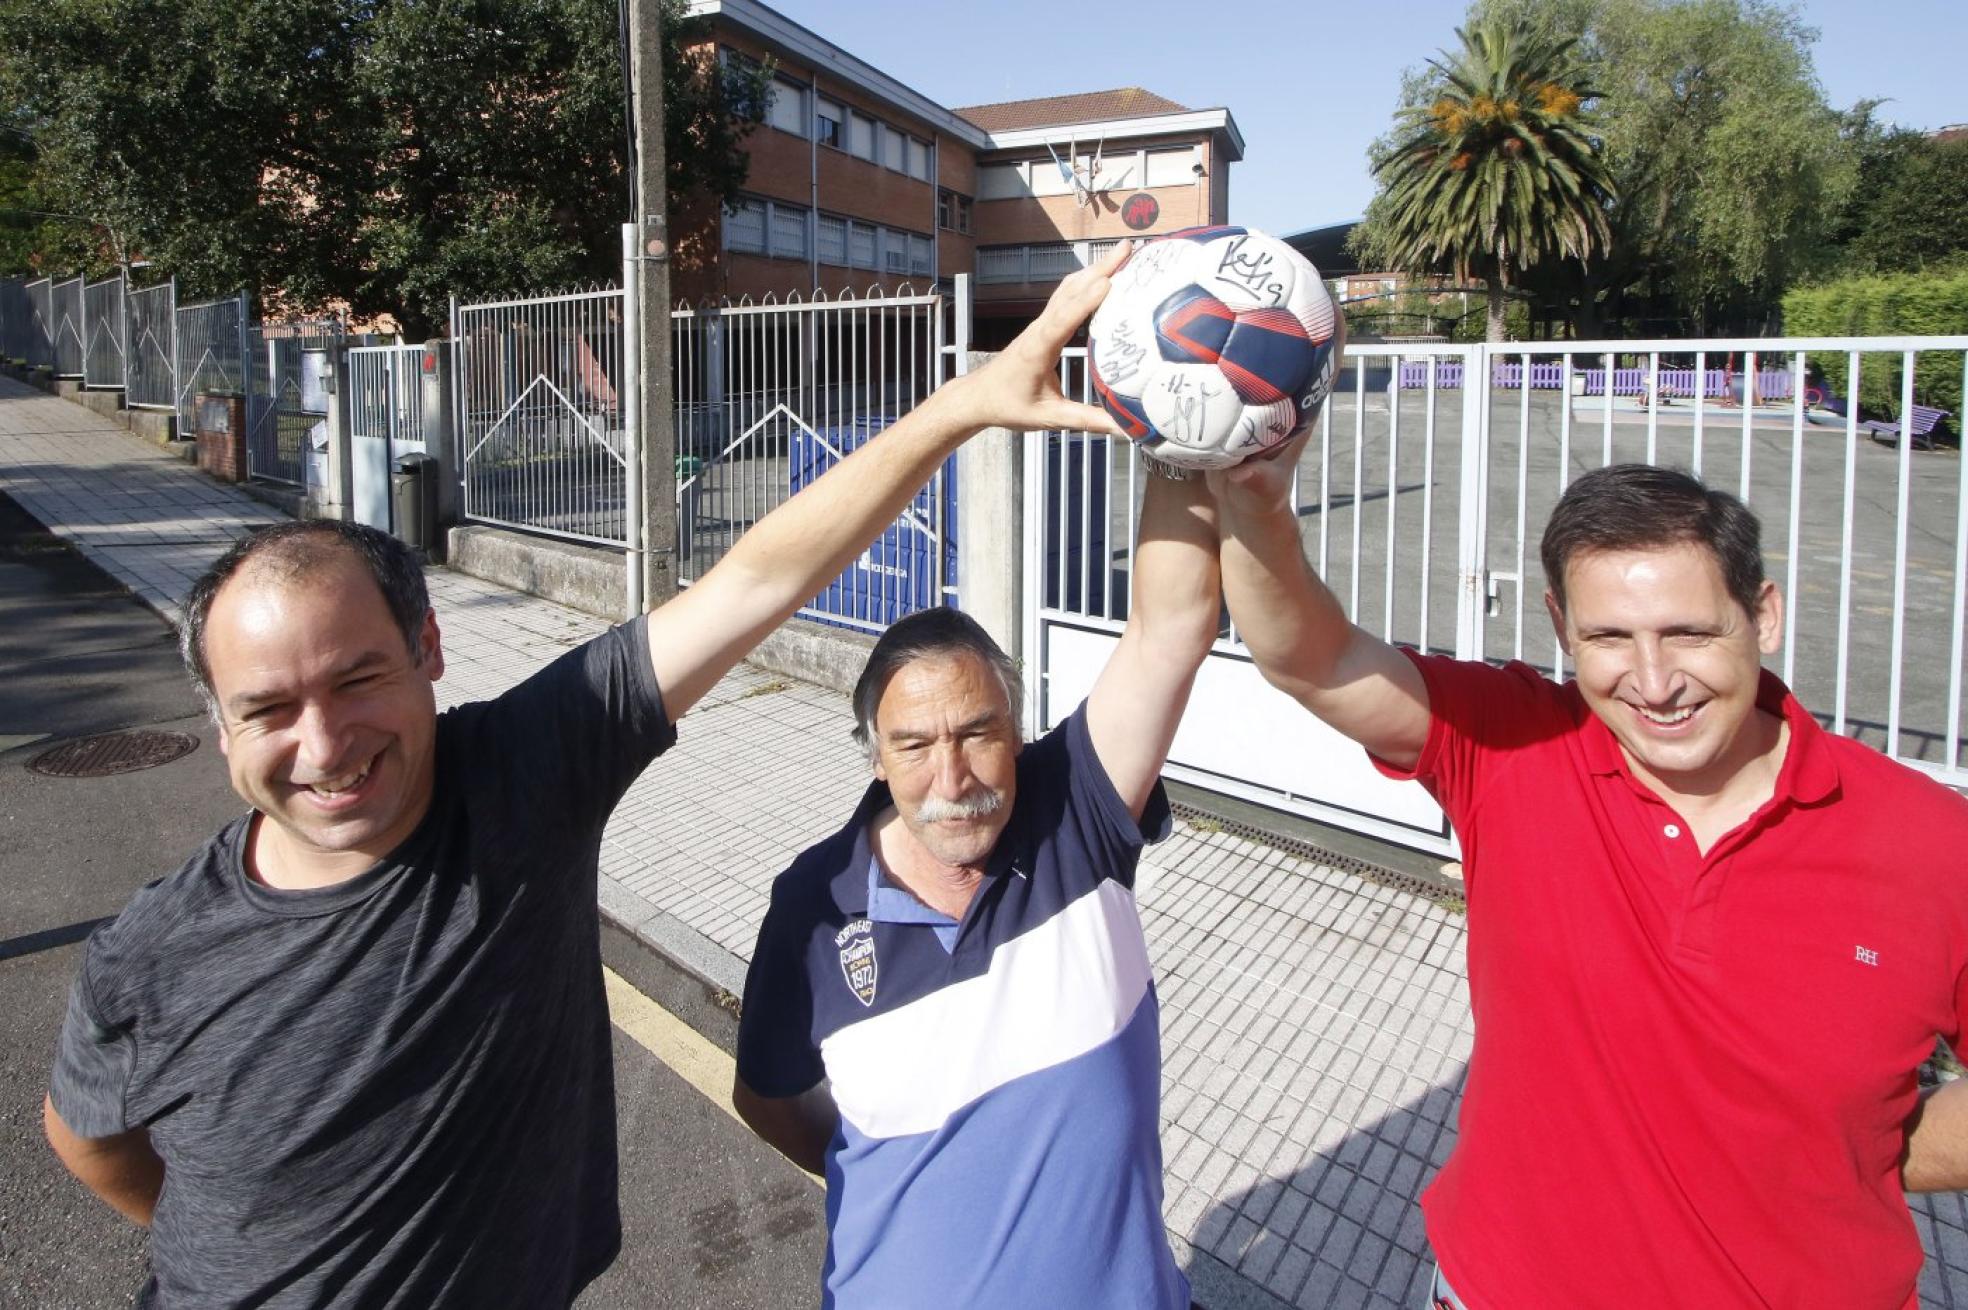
[671,286,954,632]
[173,293,248,442]
[0,278,33,365]
[1029,336,1968,855]
[1,276,56,370]
[245,319,341,488]
[125,281,177,411]
[82,274,126,389]
[25,278,54,370]
[455,285,632,547]
[348,344,436,529]
[50,276,84,377]
[453,279,959,633]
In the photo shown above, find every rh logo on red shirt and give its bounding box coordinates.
[1854,945,1880,966]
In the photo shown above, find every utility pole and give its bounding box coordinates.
[627,0,675,608]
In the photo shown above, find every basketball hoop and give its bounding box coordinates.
[1046,136,1109,209]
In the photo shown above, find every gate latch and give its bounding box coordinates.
[1485,570,1520,618]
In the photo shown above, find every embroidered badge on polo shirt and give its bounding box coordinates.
[836,919,878,1006]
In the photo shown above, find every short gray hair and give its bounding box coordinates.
[851,608,1023,760]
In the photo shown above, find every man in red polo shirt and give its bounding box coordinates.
[1210,458,1968,1308]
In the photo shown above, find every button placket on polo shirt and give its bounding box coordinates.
[1607,773,1726,961]
[1678,794,1795,959]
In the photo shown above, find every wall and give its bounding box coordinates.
[707,26,949,303]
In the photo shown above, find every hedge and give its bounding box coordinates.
[1781,267,1968,421]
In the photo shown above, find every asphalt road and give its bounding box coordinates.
[0,492,824,1308]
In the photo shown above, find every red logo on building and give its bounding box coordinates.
[1121,193,1160,231]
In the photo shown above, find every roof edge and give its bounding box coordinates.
[687,0,992,148]
[984,109,1245,161]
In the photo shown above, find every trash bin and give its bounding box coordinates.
[391,452,439,555]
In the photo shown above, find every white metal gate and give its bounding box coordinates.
[455,286,632,547]
[1028,336,1968,856]
[247,320,340,489]
[348,344,432,530]
[51,276,84,378]
[82,273,126,390]
[672,286,954,632]
[125,281,177,411]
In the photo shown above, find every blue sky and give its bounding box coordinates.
[759,0,1963,236]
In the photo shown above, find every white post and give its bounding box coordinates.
[168,277,179,430]
[621,223,644,618]
[958,358,1021,671]
[1020,371,1043,740]
[323,343,354,521]
[953,272,972,376]
[118,270,130,393]
[448,293,464,528]
[1454,345,1491,660]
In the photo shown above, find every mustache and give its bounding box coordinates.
[915,789,1006,823]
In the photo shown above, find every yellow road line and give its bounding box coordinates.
[602,966,744,1126]
[603,966,824,1189]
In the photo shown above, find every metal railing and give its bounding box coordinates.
[51,276,84,377]
[245,318,341,487]
[456,285,631,546]
[1027,335,1968,853]
[25,278,55,369]
[125,281,176,410]
[173,293,248,441]
[348,344,435,528]
[0,278,31,364]
[671,286,952,632]
[82,274,126,389]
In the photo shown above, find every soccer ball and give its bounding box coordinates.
[1087,226,1340,470]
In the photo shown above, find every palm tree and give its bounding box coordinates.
[1372,19,1616,342]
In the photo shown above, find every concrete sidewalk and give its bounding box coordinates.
[6,376,1967,1310]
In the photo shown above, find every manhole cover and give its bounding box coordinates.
[28,731,199,778]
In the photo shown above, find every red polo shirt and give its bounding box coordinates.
[1377,653,1968,1309]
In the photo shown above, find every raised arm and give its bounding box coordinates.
[646,248,1127,719]
[1085,471,1222,820]
[1209,435,1432,771]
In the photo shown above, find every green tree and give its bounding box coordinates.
[1488,0,1852,334]
[353,0,769,335]
[0,120,86,277]
[1827,116,1968,274]
[0,0,767,331]
[2,0,379,299]
[1365,18,1616,342]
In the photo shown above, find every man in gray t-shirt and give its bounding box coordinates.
[43,251,1133,1308]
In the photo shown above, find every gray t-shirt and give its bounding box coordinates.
[50,620,675,1309]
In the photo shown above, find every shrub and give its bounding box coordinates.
[1782,265,1968,420]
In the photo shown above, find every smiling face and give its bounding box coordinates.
[204,551,443,885]
[1549,542,1782,798]
[871,652,1021,873]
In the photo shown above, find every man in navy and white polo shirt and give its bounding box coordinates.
[733,469,1221,1309]
[1213,458,1968,1309]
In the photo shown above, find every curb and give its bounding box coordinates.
[598,877,746,1059]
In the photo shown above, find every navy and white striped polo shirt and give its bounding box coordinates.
[736,705,1189,1309]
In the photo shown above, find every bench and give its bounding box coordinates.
[1863,403,1952,452]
